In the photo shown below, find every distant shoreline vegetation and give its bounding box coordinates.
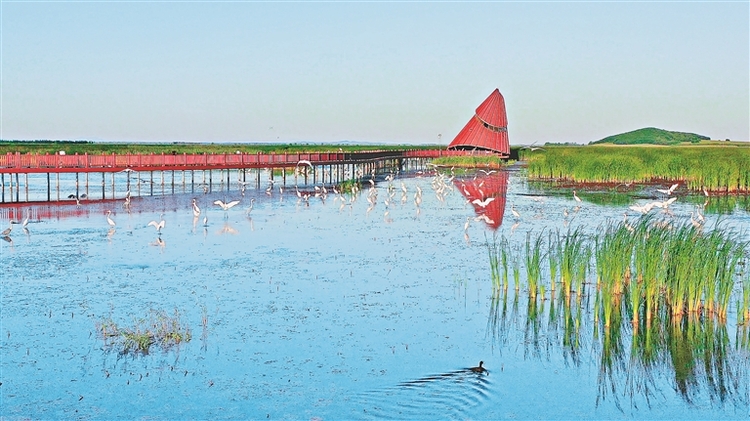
[590,127,710,145]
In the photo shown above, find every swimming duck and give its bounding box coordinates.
[470,361,487,373]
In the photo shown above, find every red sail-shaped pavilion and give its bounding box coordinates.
[447,89,509,157]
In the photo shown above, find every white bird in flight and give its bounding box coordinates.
[472,197,496,208]
[656,183,679,196]
[148,213,166,234]
[214,200,240,211]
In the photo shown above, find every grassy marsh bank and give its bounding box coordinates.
[524,144,750,193]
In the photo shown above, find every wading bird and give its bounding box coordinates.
[148,214,166,234]
[656,183,679,196]
[246,198,256,215]
[214,199,240,211]
[511,204,520,220]
[106,210,116,227]
[472,197,496,208]
[1,221,15,237]
[572,190,582,203]
[192,199,201,217]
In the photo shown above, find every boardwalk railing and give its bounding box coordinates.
[0,149,481,173]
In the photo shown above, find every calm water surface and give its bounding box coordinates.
[2,169,749,419]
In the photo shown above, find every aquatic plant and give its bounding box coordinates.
[525,145,750,193]
[431,155,508,169]
[487,235,502,290]
[555,227,589,301]
[496,217,748,328]
[524,231,545,299]
[96,308,192,355]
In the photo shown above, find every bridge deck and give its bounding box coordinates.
[0,149,482,174]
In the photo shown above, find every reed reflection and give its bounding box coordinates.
[485,221,750,409]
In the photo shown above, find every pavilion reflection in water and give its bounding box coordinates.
[454,171,508,230]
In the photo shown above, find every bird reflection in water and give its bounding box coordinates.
[150,236,165,250]
[219,222,238,235]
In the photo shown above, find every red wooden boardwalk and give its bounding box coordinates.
[0,149,483,174]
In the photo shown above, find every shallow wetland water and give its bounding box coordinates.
[2,168,749,419]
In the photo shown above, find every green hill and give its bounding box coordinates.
[590,127,709,145]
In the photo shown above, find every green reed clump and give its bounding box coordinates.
[487,235,502,290]
[632,219,668,323]
[741,270,750,325]
[616,219,746,321]
[525,145,750,193]
[487,234,511,291]
[525,231,545,299]
[513,252,521,292]
[595,220,637,327]
[495,216,748,329]
[548,231,559,292]
[96,309,192,355]
[555,227,589,300]
[432,155,507,169]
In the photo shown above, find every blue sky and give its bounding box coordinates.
[2,2,748,145]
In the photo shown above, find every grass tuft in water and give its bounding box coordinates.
[96,308,192,355]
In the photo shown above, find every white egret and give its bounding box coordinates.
[472,197,495,208]
[690,212,703,228]
[656,183,679,196]
[695,207,705,223]
[246,198,256,215]
[629,202,656,214]
[22,209,30,228]
[148,214,166,234]
[106,210,116,227]
[572,190,582,203]
[464,217,471,232]
[511,204,520,220]
[214,199,240,211]
[192,199,201,217]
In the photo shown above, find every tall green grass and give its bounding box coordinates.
[524,145,750,193]
[487,218,748,327]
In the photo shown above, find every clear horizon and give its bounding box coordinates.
[2,2,748,145]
